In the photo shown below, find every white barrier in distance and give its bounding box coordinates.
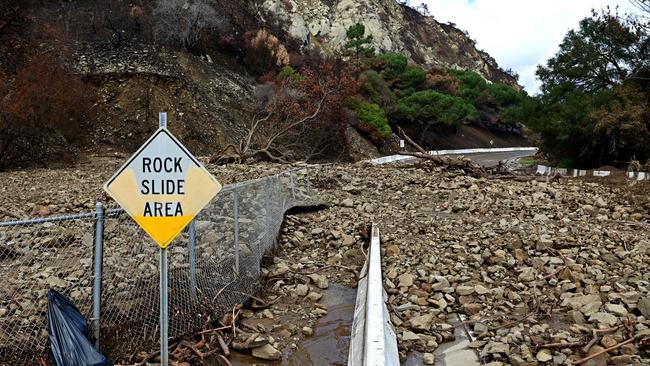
[536,165,650,181]
[370,147,538,165]
[348,224,399,366]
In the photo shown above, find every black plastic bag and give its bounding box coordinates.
[47,289,111,366]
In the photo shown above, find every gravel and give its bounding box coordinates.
[2,157,650,364]
[259,161,650,364]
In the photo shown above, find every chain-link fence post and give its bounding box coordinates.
[188,220,197,300]
[233,190,240,276]
[265,180,272,238]
[92,202,105,350]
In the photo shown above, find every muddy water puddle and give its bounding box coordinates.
[221,283,356,365]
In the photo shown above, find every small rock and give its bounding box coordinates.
[610,355,633,365]
[341,234,355,246]
[402,331,420,341]
[619,343,637,355]
[589,312,618,327]
[603,303,627,317]
[252,344,281,360]
[567,310,586,324]
[638,297,650,318]
[340,198,354,207]
[35,205,51,216]
[583,345,608,366]
[536,349,552,362]
[518,267,536,282]
[553,353,567,364]
[306,291,322,301]
[302,326,313,336]
[398,273,415,288]
[307,274,329,289]
[423,353,435,365]
[563,294,602,316]
[409,314,433,331]
[386,245,400,257]
[293,284,309,296]
[533,213,549,221]
[474,284,489,295]
[600,335,617,348]
[463,303,483,315]
[481,341,510,357]
[431,276,450,291]
[456,285,475,295]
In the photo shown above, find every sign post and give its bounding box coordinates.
[103,112,221,366]
[158,112,169,366]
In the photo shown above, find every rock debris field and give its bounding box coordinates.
[1,157,650,365]
[259,161,650,365]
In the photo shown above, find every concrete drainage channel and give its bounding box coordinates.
[226,223,483,365]
[348,224,400,366]
[348,225,482,366]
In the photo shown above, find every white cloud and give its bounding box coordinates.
[412,0,639,94]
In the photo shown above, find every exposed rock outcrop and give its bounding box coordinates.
[259,0,518,86]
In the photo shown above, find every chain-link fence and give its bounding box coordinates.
[0,167,315,364]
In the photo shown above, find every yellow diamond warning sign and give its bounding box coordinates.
[103,128,221,248]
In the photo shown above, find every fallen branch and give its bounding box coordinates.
[539,340,585,349]
[397,126,428,155]
[215,354,233,366]
[194,325,231,335]
[217,334,230,357]
[136,340,180,366]
[395,152,487,177]
[573,336,638,364]
[582,334,598,354]
[211,280,237,303]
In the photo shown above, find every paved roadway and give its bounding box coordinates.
[440,149,536,168]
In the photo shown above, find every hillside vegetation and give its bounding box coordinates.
[522,6,650,169]
[0,0,524,170]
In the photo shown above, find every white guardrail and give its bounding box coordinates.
[536,165,650,180]
[348,224,399,366]
[370,147,538,165]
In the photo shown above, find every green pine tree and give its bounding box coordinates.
[345,23,375,61]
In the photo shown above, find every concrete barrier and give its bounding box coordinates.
[348,224,399,366]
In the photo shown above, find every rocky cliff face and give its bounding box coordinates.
[258,0,518,86]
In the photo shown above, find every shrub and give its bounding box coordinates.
[0,55,95,169]
[486,83,524,106]
[448,69,488,103]
[425,69,459,95]
[380,52,408,80]
[359,70,396,108]
[399,66,427,90]
[153,0,225,50]
[352,100,392,140]
[277,65,302,81]
[397,90,478,127]
[244,29,290,74]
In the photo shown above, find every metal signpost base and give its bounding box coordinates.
[92,202,105,350]
[159,112,169,366]
[160,247,169,366]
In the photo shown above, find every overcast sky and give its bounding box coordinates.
[409,0,640,94]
